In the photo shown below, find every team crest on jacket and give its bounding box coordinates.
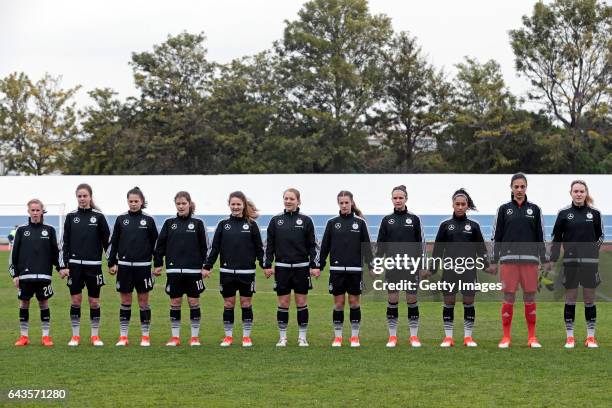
[388,218,395,224]
[224,224,231,230]
[335,223,341,229]
[567,213,574,220]
[242,224,249,230]
[296,219,303,226]
[448,224,455,231]
[41,230,48,236]
[352,223,359,230]
[90,216,97,224]
[188,223,195,230]
[506,209,513,215]
[405,218,412,225]
[24,231,31,237]
[526,208,533,215]
[140,219,147,226]
[587,212,593,219]
[464,224,471,231]
[74,217,80,223]
[123,219,130,225]
[277,219,284,226]
[171,223,177,230]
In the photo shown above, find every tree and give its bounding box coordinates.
[277,0,393,172]
[371,32,452,172]
[439,58,543,173]
[65,88,139,174]
[510,0,611,171]
[0,72,79,175]
[127,32,217,174]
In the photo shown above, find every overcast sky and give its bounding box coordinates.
[1,0,540,108]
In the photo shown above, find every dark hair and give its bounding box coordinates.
[337,190,364,218]
[174,191,195,216]
[228,191,259,223]
[283,188,301,204]
[391,185,407,198]
[452,188,476,211]
[510,173,527,186]
[570,180,594,206]
[127,186,147,209]
[75,183,99,210]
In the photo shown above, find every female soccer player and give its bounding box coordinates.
[376,185,426,348]
[154,191,210,346]
[59,183,110,347]
[204,191,264,348]
[263,188,320,347]
[107,187,158,347]
[487,173,552,348]
[10,199,60,347]
[426,189,489,347]
[319,191,372,347]
[551,180,604,348]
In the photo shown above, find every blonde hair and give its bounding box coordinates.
[570,180,594,206]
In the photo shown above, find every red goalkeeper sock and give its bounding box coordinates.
[525,302,536,338]
[501,303,513,338]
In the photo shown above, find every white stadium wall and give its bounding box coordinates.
[0,174,610,216]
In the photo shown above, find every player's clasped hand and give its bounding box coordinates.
[109,265,118,276]
[58,268,70,279]
[202,269,211,279]
[310,268,320,278]
[485,264,498,275]
[264,268,274,279]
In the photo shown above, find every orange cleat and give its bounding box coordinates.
[463,336,477,347]
[584,336,599,348]
[440,336,454,347]
[90,335,104,346]
[498,336,511,349]
[68,335,80,347]
[15,335,29,347]
[166,336,181,347]
[115,335,128,346]
[241,336,253,347]
[331,336,343,348]
[564,336,575,349]
[189,336,201,346]
[386,335,398,348]
[409,336,422,348]
[527,337,542,348]
[140,336,151,347]
[349,336,360,347]
[41,336,54,347]
[220,336,233,347]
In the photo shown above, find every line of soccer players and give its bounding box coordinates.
[9,174,604,348]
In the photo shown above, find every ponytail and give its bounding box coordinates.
[337,190,364,218]
[127,186,147,209]
[76,183,99,210]
[452,188,477,211]
[570,180,594,206]
[174,191,195,216]
[391,184,408,198]
[229,191,259,223]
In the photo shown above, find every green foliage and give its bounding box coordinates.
[0,73,79,175]
[3,0,611,175]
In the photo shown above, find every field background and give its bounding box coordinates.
[1,251,611,407]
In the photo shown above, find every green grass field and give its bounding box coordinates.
[1,251,611,407]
